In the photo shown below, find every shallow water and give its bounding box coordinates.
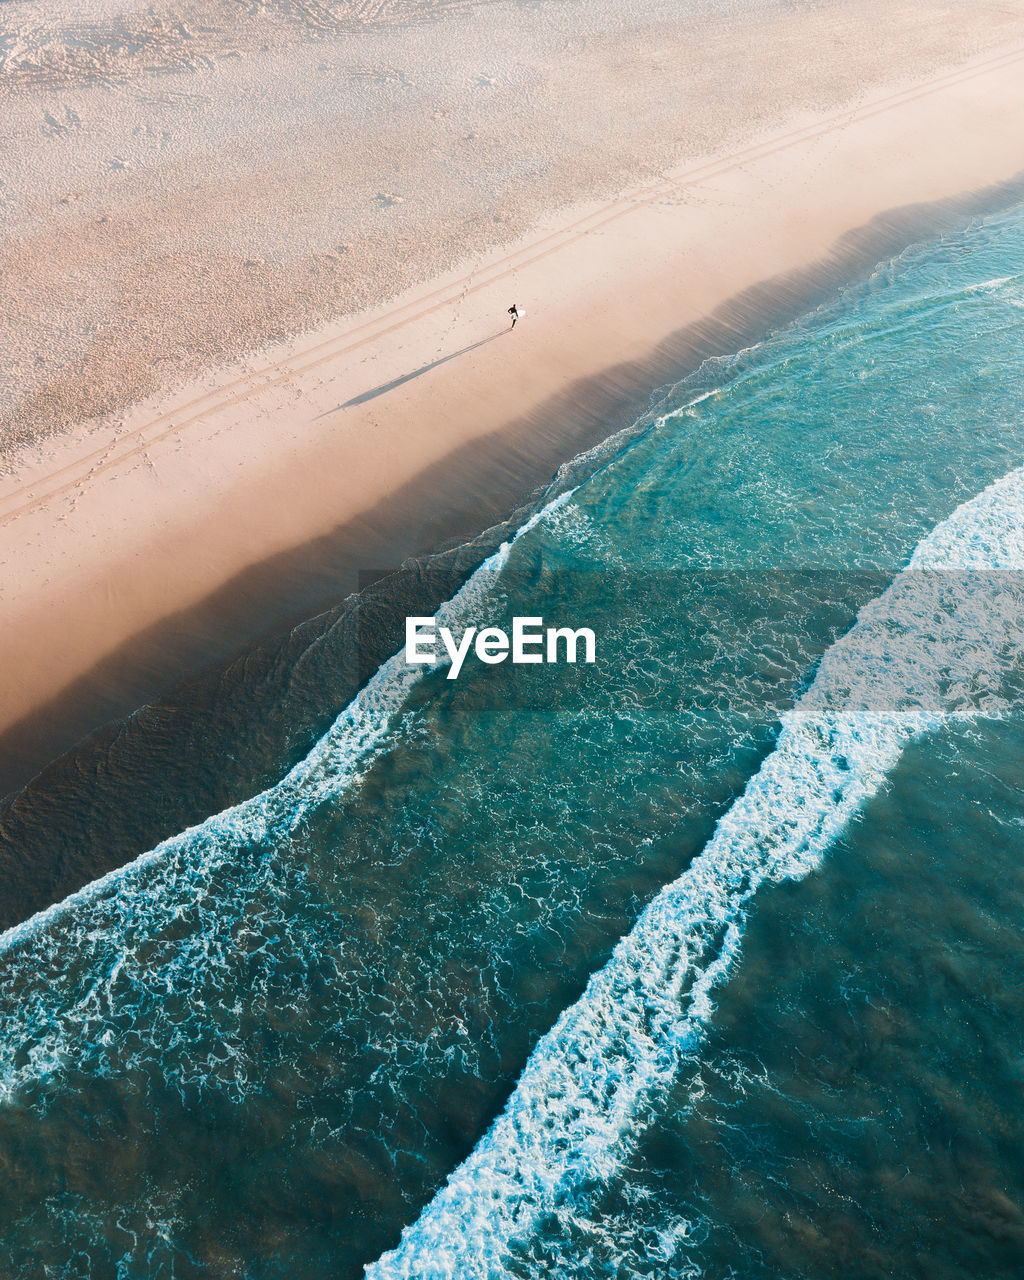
[2,205,1024,1277]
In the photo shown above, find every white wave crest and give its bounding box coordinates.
[0,491,576,1103]
[365,464,1024,1278]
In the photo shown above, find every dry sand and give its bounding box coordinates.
[3,0,1022,449]
[2,0,1024,789]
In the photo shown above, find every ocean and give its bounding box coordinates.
[1,201,1023,1277]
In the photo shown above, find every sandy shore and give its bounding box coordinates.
[2,5,1024,793]
[3,0,1020,452]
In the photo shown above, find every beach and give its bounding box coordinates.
[4,191,1024,1275]
[1,3,1024,790]
[4,4,1024,1272]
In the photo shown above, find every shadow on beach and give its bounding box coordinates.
[323,331,506,414]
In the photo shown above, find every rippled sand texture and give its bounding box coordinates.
[2,0,1021,457]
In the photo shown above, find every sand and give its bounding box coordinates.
[2,0,1024,791]
[3,0,1022,449]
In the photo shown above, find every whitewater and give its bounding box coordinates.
[0,494,574,970]
[365,462,1024,1277]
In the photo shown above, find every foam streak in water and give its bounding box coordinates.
[365,464,1024,1278]
[0,491,576,1101]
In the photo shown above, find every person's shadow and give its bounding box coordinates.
[318,330,507,416]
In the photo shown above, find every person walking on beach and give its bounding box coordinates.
[508,303,519,329]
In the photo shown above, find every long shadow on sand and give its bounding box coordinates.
[321,331,507,413]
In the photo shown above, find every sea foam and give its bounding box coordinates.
[363,463,1024,1278]
[0,493,575,1102]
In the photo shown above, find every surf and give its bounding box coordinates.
[364,462,1024,1278]
[0,491,580,1107]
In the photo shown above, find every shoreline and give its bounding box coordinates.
[2,41,1024,806]
[2,180,1024,927]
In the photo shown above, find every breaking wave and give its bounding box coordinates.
[366,462,1024,1278]
[0,492,575,1103]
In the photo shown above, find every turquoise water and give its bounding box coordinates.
[2,205,1024,1277]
